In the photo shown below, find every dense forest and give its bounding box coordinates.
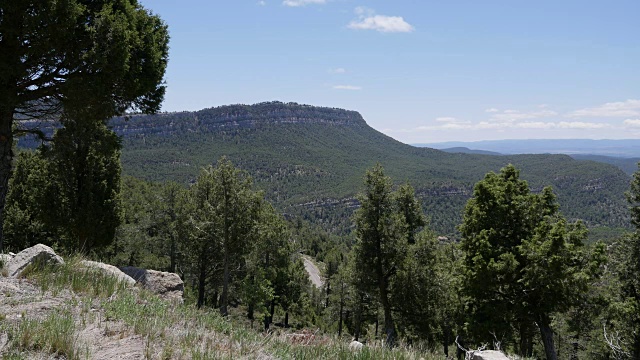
[3,2,639,358]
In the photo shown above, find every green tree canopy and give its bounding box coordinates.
[459,164,604,360]
[0,0,169,250]
[47,117,122,253]
[351,163,408,347]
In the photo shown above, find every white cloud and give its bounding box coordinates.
[435,117,471,124]
[489,109,557,122]
[415,120,610,132]
[348,7,414,33]
[333,85,362,90]
[624,119,640,127]
[567,99,640,118]
[258,1,266,5]
[485,108,499,113]
[329,68,346,74]
[282,0,325,7]
[556,121,610,129]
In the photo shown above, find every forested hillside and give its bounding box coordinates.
[105,102,631,238]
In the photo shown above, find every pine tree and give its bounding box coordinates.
[48,117,122,253]
[0,0,169,251]
[180,157,262,313]
[459,164,604,360]
[620,164,640,358]
[352,163,407,347]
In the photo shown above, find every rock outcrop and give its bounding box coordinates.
[349,340,364,351]
[5,244,64,277]
[119,266,184,302]
[471,350,510,360]
[80,260,136,286]
[0,253,13,265]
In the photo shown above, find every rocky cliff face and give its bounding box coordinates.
[17,101,367,147]
[110,101,367,138]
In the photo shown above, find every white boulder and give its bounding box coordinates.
[349,340,364,351]
[5,244,64,277]
[119,266,184,302]
[472,350,510,360]
[80,260,136,286]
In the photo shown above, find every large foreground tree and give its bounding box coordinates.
[181,157,262,314]
[459,164,604,360]
[351,164,408,347]
[0,0,169,251]
[619,164,640,358]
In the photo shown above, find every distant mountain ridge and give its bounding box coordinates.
[18,102,632,238]
[111,101,367,138]
[417,139,640,158]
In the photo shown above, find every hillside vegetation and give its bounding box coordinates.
[111,102,631,237]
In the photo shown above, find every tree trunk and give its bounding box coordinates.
[633,332,640,360]
[264,299,276,330]
[220,255,230,316]
[354,304,362,341]
[197,263,206,308]
[338,296,344,336]
[443,323,450,357]
[247,303,254,321]
[325,279,331,308]
[519,319,534,357]
[537,314,558,360]
[170,234,176,273]
[284,312,289,328]
[379,280,396,348]
[0,109,14,253]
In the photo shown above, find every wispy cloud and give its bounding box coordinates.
[333,85,362,90]
[328,68,347,74]
[258,1,266,5]
[624,119,640,128]
[485,108,499,113]
[567,99,640,118]
[435,117,471,124]
[489,109,558,123]
[282,0,325,7]
[348,7,414,33]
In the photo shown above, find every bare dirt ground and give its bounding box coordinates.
[0,276,149,359]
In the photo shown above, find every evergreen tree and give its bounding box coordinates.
[180,157,262,313]
[395,183,427,244]
[0,0,169,251]
[352,163,407,347]
[620,164,640,358]
[48,116,122,253]
[3,151,56,250]
[459,164,604,360]
[392,229,440,343]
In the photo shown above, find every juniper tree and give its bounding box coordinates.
[352,164,407,347]
[620,164,640,358]
[181,157,262,314]
[0,0,169,251]
[459,164,604,360]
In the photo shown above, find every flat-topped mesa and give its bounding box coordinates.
[110,101,367,137]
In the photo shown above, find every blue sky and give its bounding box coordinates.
[138,0,640,143]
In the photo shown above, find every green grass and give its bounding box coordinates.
[3,254,454,359]
[2,309,86,360]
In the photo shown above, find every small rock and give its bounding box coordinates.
[0,253,14,265]
[80,260,136,286]
[472,350,510,360]
[119,266,184,302]
[0,332,8,352]
[6,244,64,277]
[349,340,364,351]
